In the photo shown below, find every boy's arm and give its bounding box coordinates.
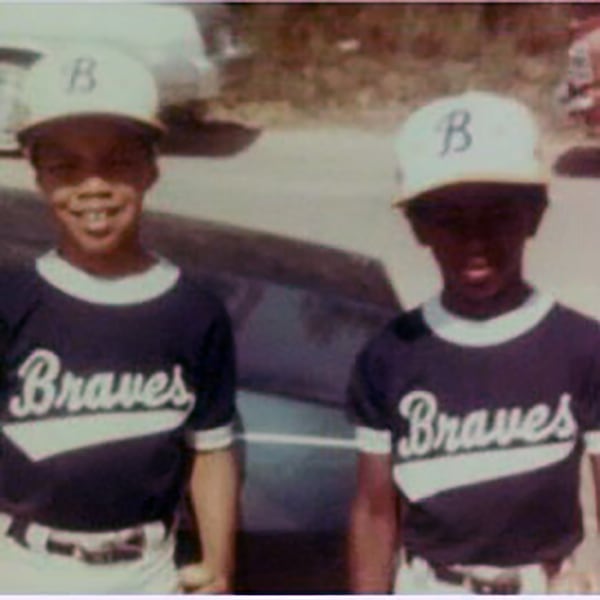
[548,454,600,593]
[348,451,399,593]
[185,447,239,594]
[591,454,600,533]
[180,301,238,593]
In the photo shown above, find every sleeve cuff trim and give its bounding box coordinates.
[186,423,234,450]
[355,425,392,454]
[585,431,600,454]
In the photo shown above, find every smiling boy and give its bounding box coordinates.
[0,47,238,593]
[347,91,600,594]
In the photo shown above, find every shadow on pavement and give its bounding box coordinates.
[160,118,262,158]
[553,146,600,177]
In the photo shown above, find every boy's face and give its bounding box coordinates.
[407,186,545,316]
[29,117,157,267]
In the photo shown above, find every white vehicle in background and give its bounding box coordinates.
[0,3,251,150]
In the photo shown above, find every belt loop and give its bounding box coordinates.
[7,517,29,547]
[521,564,547,594]
[161,513,175,538]
[144,521,167,546]
[27,522,51,552]
[0,513,12,536]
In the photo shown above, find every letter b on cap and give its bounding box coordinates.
[437,109,472,157]
[63,56,98,94]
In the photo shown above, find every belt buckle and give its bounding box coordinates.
[79,543,143,565]
[54,529,146,565]
[468,574,521,595]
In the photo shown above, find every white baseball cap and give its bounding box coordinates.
[393,91,547,206]
[16,44,165,142]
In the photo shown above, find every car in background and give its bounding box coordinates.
[0,3,251,150]
[0,188,400,593]
[148,206,400,594]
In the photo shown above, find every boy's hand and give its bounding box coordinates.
[177,562,230,594]
[547,538,600,594]
[547,567,598,593]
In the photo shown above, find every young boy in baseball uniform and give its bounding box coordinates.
[347,91,600,594]
[0,47,238,593]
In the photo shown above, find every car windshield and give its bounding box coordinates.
[145,208,400,406]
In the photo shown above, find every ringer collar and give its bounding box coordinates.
[422,290,555,347]
[36,250,180,306]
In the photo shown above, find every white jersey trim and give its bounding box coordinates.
[3,409,189,461]
[355,425,392,454]
[186,423,234,451]
[422,291,555,347]
[393,440,574,502]
[584,431,600,454]
[36,250,180,306]
[0,515,168,552]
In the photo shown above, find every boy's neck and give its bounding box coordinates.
[441,283,534,321]
[57,246,157,278]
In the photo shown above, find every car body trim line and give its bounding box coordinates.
[237,431,356,450]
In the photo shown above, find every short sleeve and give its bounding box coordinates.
[185,303,236,451]
[347,344,392,455]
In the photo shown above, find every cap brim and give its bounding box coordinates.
[17,111,166,145]
[392,172,549,207]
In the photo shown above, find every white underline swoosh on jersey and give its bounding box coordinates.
[393,441,575,502]
[3,410,189,461]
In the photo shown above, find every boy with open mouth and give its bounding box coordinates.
[0,47,238,593]
[347,91,600,594]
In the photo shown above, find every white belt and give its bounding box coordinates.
[407,556,548,594]
[0,512,168,554]
[0,513,11,536]
[451,562,541,579]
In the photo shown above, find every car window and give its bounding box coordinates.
[144,210,400,406]
[238,390,355,533]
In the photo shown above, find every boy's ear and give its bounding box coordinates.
[526,201,547,237]
[149,161,159,188]
[142,156,159,191]
[403,209,431,246]
[22,146,44,189]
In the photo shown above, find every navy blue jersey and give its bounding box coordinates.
[0,251,236,531]
[348,290,600,567]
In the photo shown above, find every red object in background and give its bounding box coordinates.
[558,16,600,136]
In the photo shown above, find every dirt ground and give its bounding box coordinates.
[210,3,585,145]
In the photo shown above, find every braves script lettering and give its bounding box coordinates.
[9,349,194,418]
[397,390,577,459]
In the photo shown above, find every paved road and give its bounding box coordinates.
[1,125,599,569]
